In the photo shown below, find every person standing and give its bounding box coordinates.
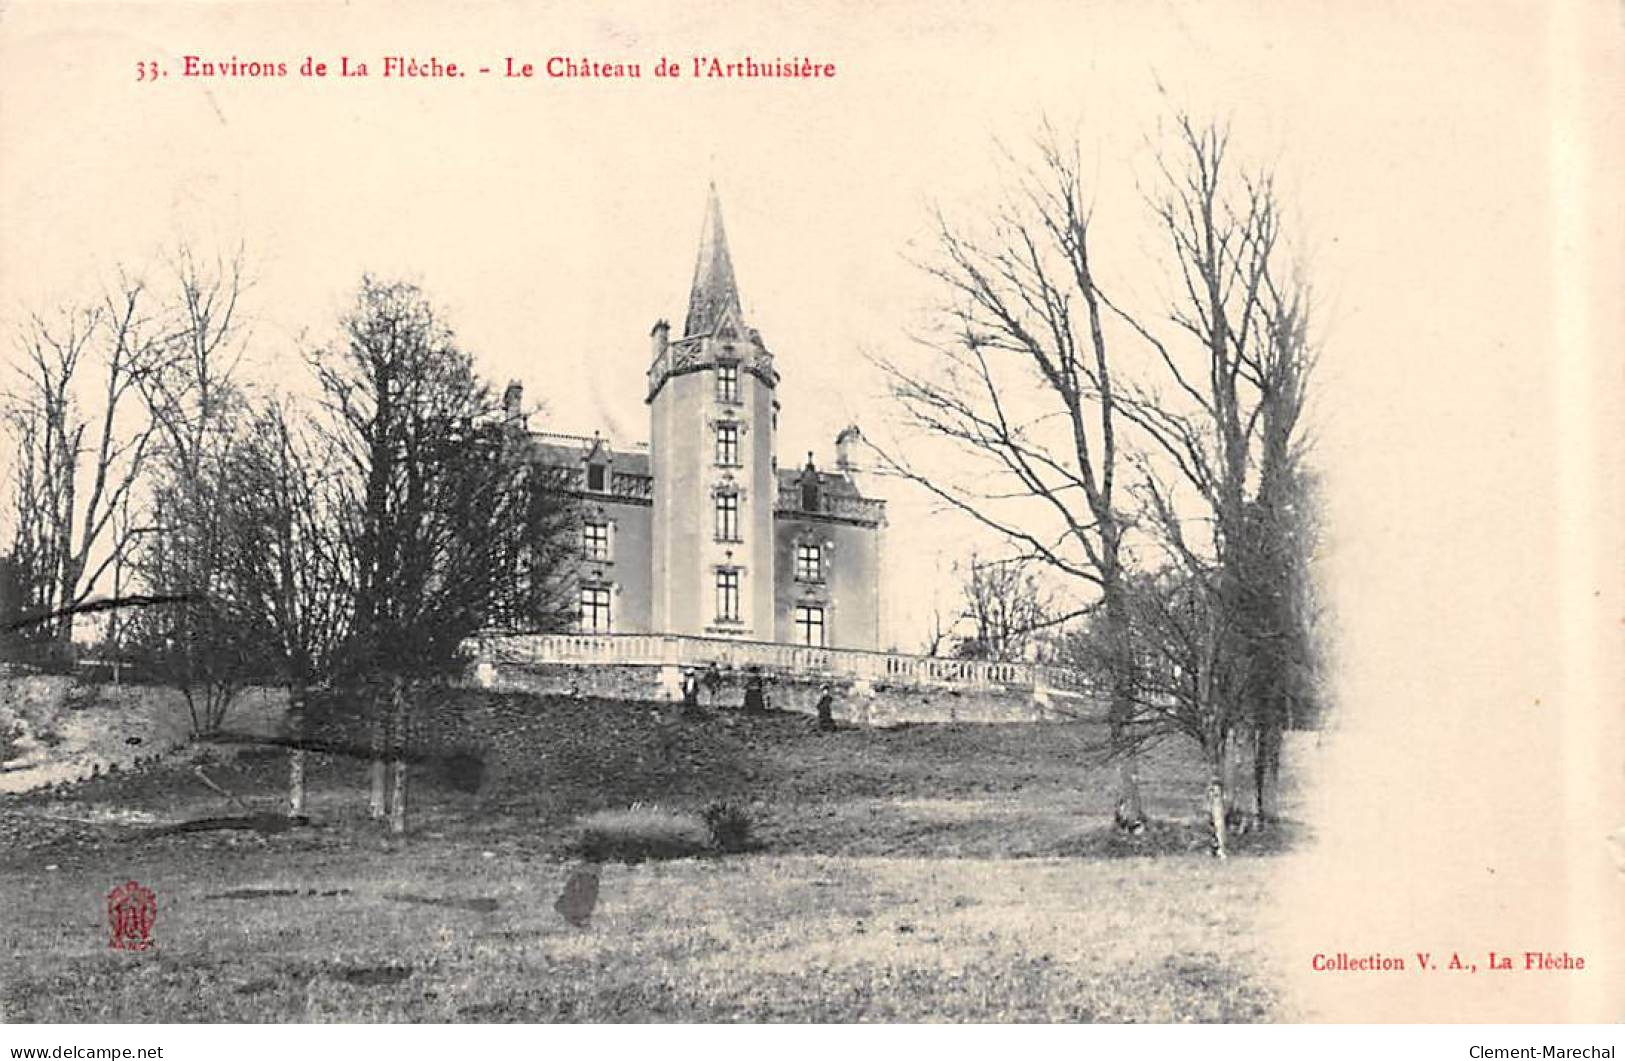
[681,668,702,718]
[815,684,837,732]
[743,667,767,713]
[703,661,723,708]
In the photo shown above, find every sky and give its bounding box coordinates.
[1,0,1620,1020]
[0,0,1590,644]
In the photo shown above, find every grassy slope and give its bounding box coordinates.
[0,688,1297,1022]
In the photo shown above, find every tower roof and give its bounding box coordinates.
[683,183,744,338]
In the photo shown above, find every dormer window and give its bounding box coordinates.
[798,456,821,512]
[586,462,607,492]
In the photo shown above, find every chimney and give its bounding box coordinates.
[502,380,524,426]
[835,424,864,471]
[650,319,670,362]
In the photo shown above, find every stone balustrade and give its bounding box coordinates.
[773,486,886,526]
[471,631,1081,693]
[609,471,653,500]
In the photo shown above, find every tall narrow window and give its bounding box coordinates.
[715,492,739,541]
[582,521,610,560]
[586,462,606,492]
[580,585,612,632]
[716,422,739,466]
[716,362,739,403]
[794,605,826,647]
[796,542,822,582]
[715,569,741,623]
[801,478,820,512]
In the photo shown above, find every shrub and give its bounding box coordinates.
[0,723,23,763]
[575,804,709,863]
[702,800,754,853]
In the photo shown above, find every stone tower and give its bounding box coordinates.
[647,185,779,639]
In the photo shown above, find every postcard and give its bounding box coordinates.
[0,0,1619,1033]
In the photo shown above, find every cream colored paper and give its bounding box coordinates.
[1,0,1619,1023]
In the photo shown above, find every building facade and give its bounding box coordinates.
[517,187,887,650]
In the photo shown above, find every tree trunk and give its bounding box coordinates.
[1208,777,1229,858]
[55,553,82,644]
[1207,742,1230,859]
[1253,713,1282,822]
[1104,582,1145,829]
[1222,725,1247,824]
[387,676,409,836]
[368,684,389,820]
[287,680,307,818]
[1114,756,1145,830]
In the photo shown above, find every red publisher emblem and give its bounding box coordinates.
[106,880,157,951]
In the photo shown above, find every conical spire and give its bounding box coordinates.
[683,183,743,338]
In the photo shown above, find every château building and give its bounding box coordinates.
[508,186,887,650]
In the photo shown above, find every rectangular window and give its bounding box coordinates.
[717,363,739,403]
[794,605,826,647]
[715,493,739,541]
[715,569,741,623]
[716,423,739,466]
[796,542,822,582]
[586,463,606,492]
[582,521,609,561]
[580,585,612,632]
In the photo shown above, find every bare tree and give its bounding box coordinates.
[2,276,161,649]
[920,606,952,658]
[1105,113,1321,852]
[872,130,1147,826]
[878,113,1322,851]
[311,276,577,834]
[954,552,1053,663]
[223,397,355,816]
[1236,282,1321,820]
[126,248,257,733]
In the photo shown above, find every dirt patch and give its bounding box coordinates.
[233,978,281,996]
[334,964,412,987]
[206,887,351,900]
[143,813,310,838]
[383,892,499,913]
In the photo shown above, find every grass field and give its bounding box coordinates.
[0,687,1305,1022]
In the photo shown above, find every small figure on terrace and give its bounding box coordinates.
[743,667,767,713]
[814,684,837,732]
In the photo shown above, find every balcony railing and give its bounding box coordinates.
[609,471,653,500]
[774,487,886,526]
